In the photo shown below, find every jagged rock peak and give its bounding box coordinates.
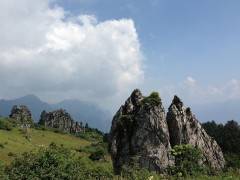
[39,109,83,133]
[171,95,184,110]
[130,89,143,104]
[167,96,225,170]
[9,105,33,125]
[109,89,173,174]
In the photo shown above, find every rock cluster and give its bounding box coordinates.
[39,109,83,133]
[109,89,225,174]
[9,105,33,125]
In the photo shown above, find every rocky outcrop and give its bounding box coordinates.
[9,105,33,125]
[109,89,173,174]
[109,90,225,174]
[166,95,225,170]
[39,109,83,133]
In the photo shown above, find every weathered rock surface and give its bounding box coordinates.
[9,105,33,125]
[39,109,83,133]
[109,89,173,174]
[167,96,225,170]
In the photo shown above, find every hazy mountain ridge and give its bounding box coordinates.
[0,95,111,132]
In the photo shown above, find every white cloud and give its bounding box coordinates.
[0,0,144,110]
[156,77,240,107]
[184,76,196,87]
[181,77,240,104]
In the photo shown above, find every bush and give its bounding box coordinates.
[78,142,107,161]
[169,144,205,176]
[89,148,105,161]
[0,118,13,131]
[0,144,5,149]
[142,92,161,106]
[8,152,15,157]
[225,153,240,170]
[77,129,104,142]
[5,143,113,179]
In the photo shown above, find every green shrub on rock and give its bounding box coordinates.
[142,92,161,106]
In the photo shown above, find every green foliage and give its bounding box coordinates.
[0,161,7,179]
[120,167,160,180]
[0,118,13,131]
[78,142,108,161]
[5,143,113,180]
[169,144,205,177]
[202,120,240,155]
[142,92,161,106]
[0,144,4,149]
[77,128,104,142]
[225,153,240,170]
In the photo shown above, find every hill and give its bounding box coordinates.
[0,122,91,164]
[0,95,111,132]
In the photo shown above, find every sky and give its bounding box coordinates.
[1,0,240,121]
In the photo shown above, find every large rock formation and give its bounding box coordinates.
[166,95,225,170]
[39,109,83,133]
[109,89,173,174]
[9,105,33,125]
[109,90,225,174]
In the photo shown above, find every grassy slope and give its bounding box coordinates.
[0,128,90,164]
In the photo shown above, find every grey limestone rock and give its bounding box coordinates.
[9,105,33,125]
[39,109,83,133]
[166,95,225,170]
[109,89,173,174]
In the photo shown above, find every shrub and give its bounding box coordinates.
[89,148,105,161]
[0,118,13,131]
[169,144,205,176]
[78,142,108,161]
[142,92,161,106]
[8,152,15,157]
[0,144,4,149]
[77,129,104,142]
[225,153,240,170]
[5,144,113,179]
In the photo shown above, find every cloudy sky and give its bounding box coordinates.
[1,0,240,121]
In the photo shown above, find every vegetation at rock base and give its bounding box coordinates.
[169,144,206,177]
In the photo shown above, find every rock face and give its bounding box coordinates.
[166,96,225,170]
[109,89,173,174]
[39,109,83,133]
[9,105,33,125]
[109,90,225,174]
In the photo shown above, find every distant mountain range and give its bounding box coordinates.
[0,95,111,132]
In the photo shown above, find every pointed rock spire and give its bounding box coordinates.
[109,89,172,174]
[167,96,225,170]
